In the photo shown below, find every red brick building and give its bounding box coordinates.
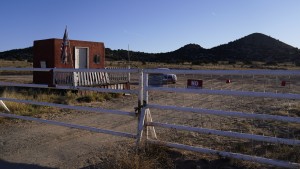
[33,38,105,84]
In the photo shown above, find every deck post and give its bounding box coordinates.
[48,68,56,87]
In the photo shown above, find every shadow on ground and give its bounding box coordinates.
[81,158,244,169]
[0,159,55,169]
[174,158,244,169]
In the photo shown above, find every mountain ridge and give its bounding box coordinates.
[1,33,299,64]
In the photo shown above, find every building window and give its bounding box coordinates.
[93,54,100,64]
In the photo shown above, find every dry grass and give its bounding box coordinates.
[82,142,250,169]
[91,144,174,169]
[0,59,32,68]
[106,60,300,70]
[0,60,33,76]
[1,60,299,168]
[0,87,122,121]
[78,141,172,169]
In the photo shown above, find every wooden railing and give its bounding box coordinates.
[54,67,129,86]
[54,72,110,86]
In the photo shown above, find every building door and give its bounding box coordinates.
[74,47,88,86]
[75,47,88,68]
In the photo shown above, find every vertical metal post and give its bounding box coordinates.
[143,73,149,105]
[136,107,146,147]
[127,44,131,84]
[142,73,157,139]
[127,65,131,84]
[136,71,157,147]
[138,69,143,114]
[136,69,145,147]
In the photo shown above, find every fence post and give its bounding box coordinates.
[143,73,149,105]
[138,69,143,114]
[73,71,78,87]
[128,65,131,84]
[48,68,56,87]
[136,72,157,146]
[136,107,147,148]
[136,69,145,147]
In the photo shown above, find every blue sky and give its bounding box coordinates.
[0,0,299,52]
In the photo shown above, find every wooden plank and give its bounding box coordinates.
[105,72,110,84]
[83,72,87,86]
[87,72,91,86]
[90,72,94,85]
[95,72,100,85]
[99,72,104,84]
[78,72,81,86]
[91,72,96,85]
[81,72,85,86]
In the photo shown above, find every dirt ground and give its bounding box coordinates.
[0,72,300,169]
[0,95,138,169]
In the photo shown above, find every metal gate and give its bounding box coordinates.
[138,69,300,169]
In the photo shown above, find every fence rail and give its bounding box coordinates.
[148,139,300,169]
[0,113,136,138]
[147,122,300,146]
[141,69,300,169]
[147,87,300,100]
[0,81,137,94]
[144,69,300,76]
[1,67,300,168]
[147,104,300,124]
[0,97,136,116]
[0,67,140,143]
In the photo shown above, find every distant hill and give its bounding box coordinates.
[210,33,300,63]
[95,33,300,64]
[0,47,33,61]
[1,33,299,64]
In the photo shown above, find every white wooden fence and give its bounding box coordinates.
[0,67,300,168]
[105,67,130,83]
[54,67,129,87]
[55,72,111,86]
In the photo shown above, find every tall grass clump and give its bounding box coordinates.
[89,143,174,169]
[0,88,54,117]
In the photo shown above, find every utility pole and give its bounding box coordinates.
[127,44,131,84]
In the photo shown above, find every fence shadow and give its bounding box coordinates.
[174,158,244,169]
[0,159,55,169]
